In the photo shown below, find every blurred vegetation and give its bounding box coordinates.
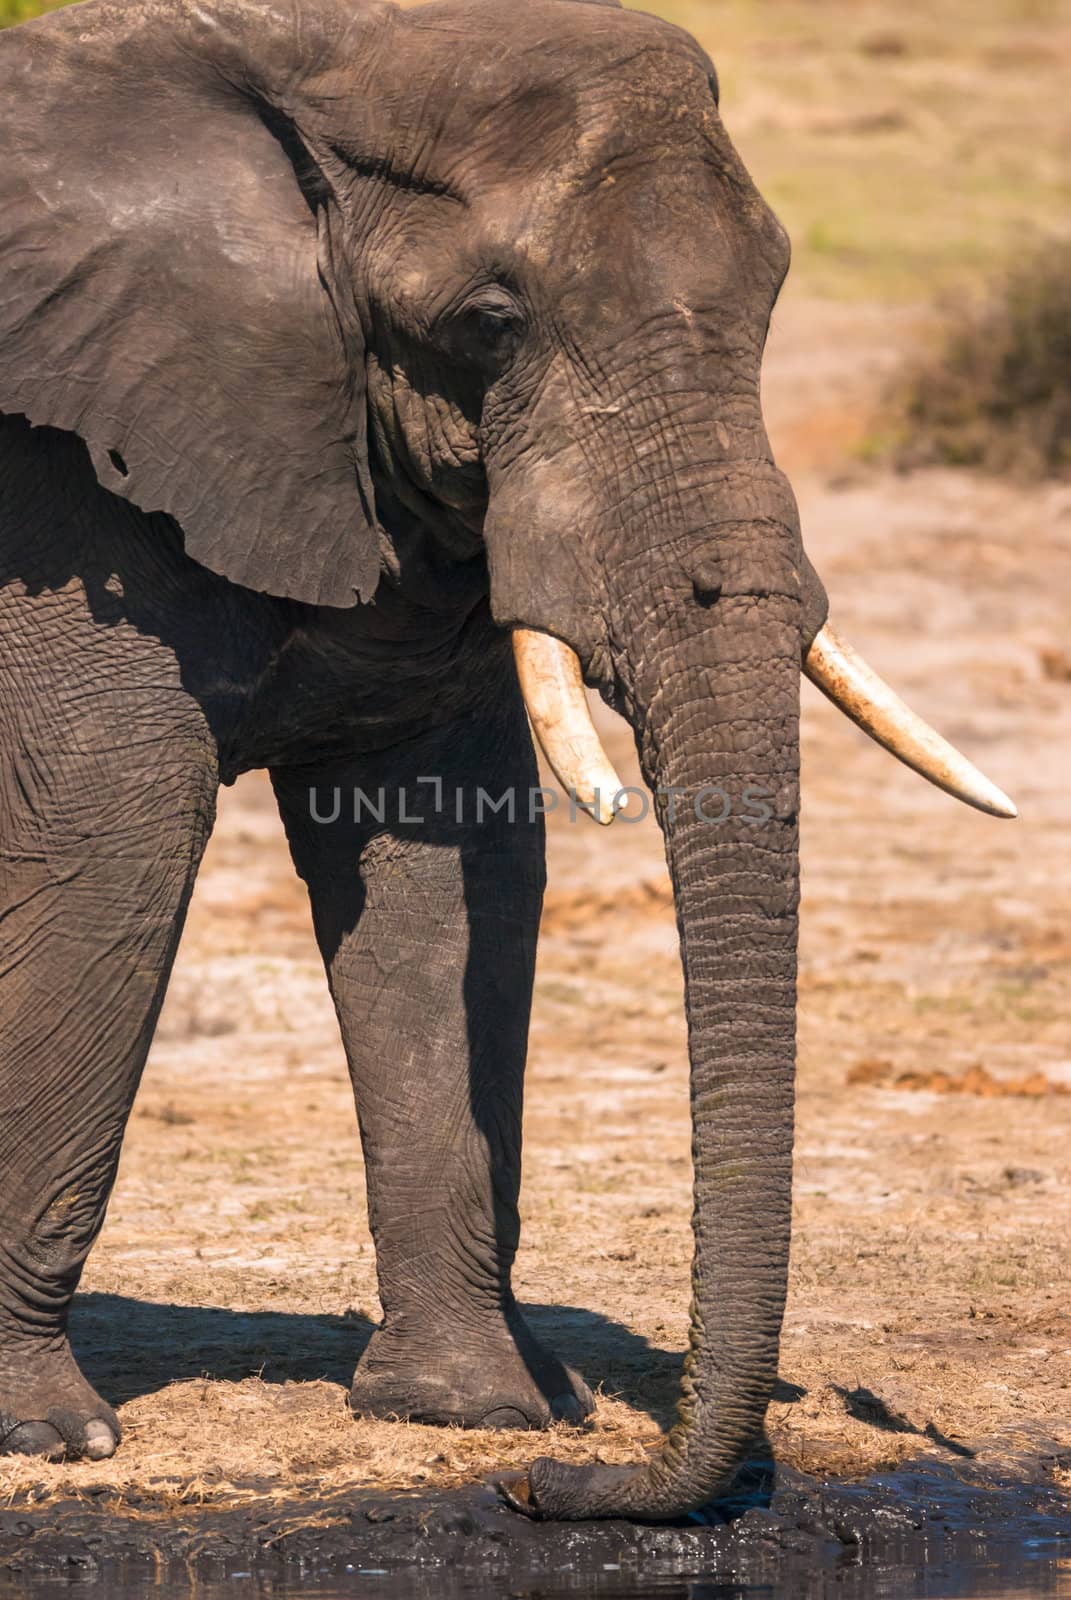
[0,0,70,24]
[875,241,1071,476]
[646,0,1071,300]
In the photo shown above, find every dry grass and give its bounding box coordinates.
[0,1380,661,1511]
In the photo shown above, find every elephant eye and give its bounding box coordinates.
[462,291,526,357]
[476,308,521,343]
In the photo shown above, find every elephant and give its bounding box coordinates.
[0,0,1015,1521]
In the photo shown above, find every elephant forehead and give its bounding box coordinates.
[378,0,718,180]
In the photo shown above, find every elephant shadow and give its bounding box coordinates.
[70,1293,693,1425]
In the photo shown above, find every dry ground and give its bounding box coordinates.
[1,0,1069,1525]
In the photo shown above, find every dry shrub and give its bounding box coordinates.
[888,240,1071,478]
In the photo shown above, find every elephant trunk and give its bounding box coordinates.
[503,423,1016,1522]
[514,473,803,1521]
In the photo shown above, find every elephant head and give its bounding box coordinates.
[0,0,1015,1519]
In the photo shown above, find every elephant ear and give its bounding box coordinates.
[0,0,388,607]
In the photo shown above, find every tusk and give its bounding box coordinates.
[804,623,1017,819]
[512,629,623,825]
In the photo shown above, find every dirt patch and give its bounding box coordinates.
[1041,647,1071,684]
[540,877,672,935]
[847,1060,1071,1097]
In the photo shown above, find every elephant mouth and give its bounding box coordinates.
[512,609,1018,824]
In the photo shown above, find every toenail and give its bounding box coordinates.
[84,1421,117,1460]
[2,1422,65,1461]
[481,1406,531,1430]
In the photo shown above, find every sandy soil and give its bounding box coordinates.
[0,289,1066,1523]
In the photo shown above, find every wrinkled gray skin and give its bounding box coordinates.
[0,0,829,1519]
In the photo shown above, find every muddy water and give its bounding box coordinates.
[5,1553,1071,1599]
[2,1457,1069,1600]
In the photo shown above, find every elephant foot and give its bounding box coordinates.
[0,1338,120,1461]
[349,1309,593,1430]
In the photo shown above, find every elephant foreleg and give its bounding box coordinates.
[272,701,591,1429]
[0,616,217,1460]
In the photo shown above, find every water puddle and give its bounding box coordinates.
[5,1553,1071,1600]
[1,1448,1067,1600]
